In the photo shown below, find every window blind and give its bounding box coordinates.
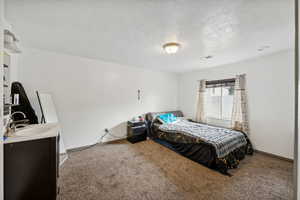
[205,78,235,88]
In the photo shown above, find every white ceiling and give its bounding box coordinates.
[5,0,294,73]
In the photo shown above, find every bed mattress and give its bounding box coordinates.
[158,119,247,158]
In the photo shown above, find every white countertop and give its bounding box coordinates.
[4,123,60,144]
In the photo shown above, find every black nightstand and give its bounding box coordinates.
[127,121,147,143]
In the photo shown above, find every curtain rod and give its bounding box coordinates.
[197,74,246,82]
[197,78,236,82]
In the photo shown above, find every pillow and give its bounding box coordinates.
[157,113,178,124]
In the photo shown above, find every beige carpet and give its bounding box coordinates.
[59,140,293,200]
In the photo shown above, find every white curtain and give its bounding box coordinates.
[231,74,249,134]
[195,80,207,123]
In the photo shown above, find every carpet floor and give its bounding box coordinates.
[59,139,293,200]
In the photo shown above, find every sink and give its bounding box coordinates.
[13,123,58,137]
[4,123,59,144]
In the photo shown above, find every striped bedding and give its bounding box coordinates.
[158,119,247,158]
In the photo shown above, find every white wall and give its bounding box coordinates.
[18,48,294,159]
[18,48,179,149]
[179,50,294,159]
[9,54,19,82]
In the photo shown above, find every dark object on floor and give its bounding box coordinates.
[127,120,147,143]
[4,136,59,200]
[146,111,253,175]
[11,82,38,124]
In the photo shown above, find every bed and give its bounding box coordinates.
[145,111,253,176]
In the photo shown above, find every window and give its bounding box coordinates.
[205,79,235,127]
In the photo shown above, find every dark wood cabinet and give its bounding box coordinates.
[127,121,147,143]
[4,136,59,200]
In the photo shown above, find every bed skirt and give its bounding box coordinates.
[152,137,253,176]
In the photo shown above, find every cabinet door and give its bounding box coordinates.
[4,137,57,200]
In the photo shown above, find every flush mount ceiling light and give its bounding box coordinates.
[163,42,180,54]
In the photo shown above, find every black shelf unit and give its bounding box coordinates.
[127,121,147,143]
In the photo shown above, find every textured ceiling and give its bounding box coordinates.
[5,0,294,73]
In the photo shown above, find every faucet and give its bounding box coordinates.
[11,111,26,119]
[4,111,29,137]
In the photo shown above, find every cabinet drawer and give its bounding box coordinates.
[128,121,145,127]
[128,126,146,136]
[127,133,147,143]
[131,125,146,133]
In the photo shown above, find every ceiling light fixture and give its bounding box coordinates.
[163,42,180,54]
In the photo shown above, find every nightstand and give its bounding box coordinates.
[127,121,147,143]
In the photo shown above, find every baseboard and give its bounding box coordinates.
[59,153,68,166]
[254,149,293,162]
[101,136,127,143]
[66,143,98,153]
[66,137,127,153]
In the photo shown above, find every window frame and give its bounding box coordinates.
[205,78,235,127]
